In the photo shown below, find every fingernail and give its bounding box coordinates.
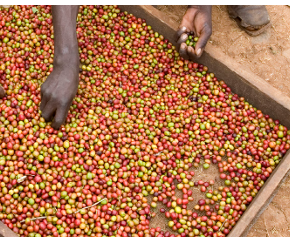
[196,48,201,56]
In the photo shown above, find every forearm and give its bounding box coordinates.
[52,5,80,67]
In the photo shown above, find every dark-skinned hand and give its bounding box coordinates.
[176,6,212,59]
[40,5,80,130]
[40,57,79,130]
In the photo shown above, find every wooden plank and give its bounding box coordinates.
[228,150,290,237]
[0,221,18,237]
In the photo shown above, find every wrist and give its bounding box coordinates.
[53,48,80,70]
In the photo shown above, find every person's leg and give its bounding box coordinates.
[227,6,271,36]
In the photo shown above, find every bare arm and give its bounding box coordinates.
[40,6,80,129]
[50,5,79,65]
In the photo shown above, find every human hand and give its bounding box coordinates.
[40,58,79,129]
[40,5,80,130]
[176,6,212,59]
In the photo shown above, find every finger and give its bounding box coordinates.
[177,33,188,46]
[187,46,196,60]
[179,42,189,60]
[40,98,47,112]
[40,86,49,112]
[195,25,212,57]
[0,86,5,98]
[51,105,69,130]
[175,26,187,42]
[41,102,56,122]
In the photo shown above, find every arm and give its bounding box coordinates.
[175,6,212,59]
[40,5,80,129]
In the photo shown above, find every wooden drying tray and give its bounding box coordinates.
[119,5,290,237]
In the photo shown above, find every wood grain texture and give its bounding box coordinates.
[0,221,18,237]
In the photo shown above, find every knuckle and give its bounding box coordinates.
[59,100,68,108]
[50,94,59,103]
[176,27,187,41]
[204,26,212,36]
[41,89,50,99]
